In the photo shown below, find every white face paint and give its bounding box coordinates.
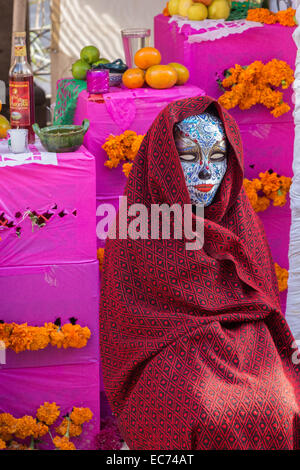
[174,113,227,207]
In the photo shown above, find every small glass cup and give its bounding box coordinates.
[7,128,28,153]
[121,28,151,68]
[87,69,109,94]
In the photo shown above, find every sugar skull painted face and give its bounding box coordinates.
[174,112,227,207]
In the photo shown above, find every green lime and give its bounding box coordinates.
[71,59,91,80]
[93,58,110,66]
[80,45,100,64]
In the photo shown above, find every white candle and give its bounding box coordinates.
[7,129,28,154]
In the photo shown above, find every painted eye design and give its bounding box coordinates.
[210,152,225,162]
[179,154,197,162]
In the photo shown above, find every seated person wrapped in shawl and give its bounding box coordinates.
[100,96,300,450]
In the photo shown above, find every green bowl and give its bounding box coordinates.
[32,120,90,153]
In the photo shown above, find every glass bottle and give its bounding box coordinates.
[9,32,35,144]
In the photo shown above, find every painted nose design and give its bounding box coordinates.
[198,167,211,180]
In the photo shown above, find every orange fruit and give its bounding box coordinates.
[134,47,162,70]
[0,100,2,113]
[122,68,145,89]
[168,63,190,85]
[145,65,178,89]
[0,115,11,139]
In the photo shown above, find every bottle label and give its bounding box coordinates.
[14,45,27,57]
[9,80,31,126]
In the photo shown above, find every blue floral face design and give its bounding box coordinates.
[174,113,227,207]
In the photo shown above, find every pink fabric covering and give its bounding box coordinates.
[0,141,96,266]
[0,144,100,448]
[74,85,205,197]
[0,362,100,450]
[154,15,295,314]
[154,15,295,178]
[154,16,296,110]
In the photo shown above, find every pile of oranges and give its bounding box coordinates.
[122,47,189,90]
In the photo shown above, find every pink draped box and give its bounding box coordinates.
[74,85,204,197]
[0,260,99,369]
[154,15,294,313]
[0,143,101,445]
[0,142,97,266]
[0,362,100,450]
[154,15,296,180]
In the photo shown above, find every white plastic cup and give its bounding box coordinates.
[7,128,28,153]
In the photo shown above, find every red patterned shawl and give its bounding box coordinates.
[100,96,300,450]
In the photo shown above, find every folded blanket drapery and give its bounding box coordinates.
[100,96,300,450]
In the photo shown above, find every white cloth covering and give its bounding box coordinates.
[168,16,263,43]
[286,3,300,342]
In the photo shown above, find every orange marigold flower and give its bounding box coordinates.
[0,438,6,449]
[271,102,290,117]
[274,262,289,292]
[272,193,287,207]
[218,58,293,117]
[97,248,105,271]
[0,323,13,348]
[263,59,294,89]
[33,421,48,439]
[49,327,65,348]
[276,7,296,27]
[29,326,50,351]
[36,402,60,426]
[218,87,243,110]
[247,8,277,24]
[0,413,18,441]
[259,170,280,195]
[102,131,144,170]
[15,416,39,440]
[69,407,93,426]
[279,175,292,192]
[259,88,282,109]
[255,196,270,212]
[123,162,133,177]
[223,65,243,86]
[9,323,33,353]
[56,418,82,437]
[53,435,76,450]
[60,324,91,349]
[245,172,291,212]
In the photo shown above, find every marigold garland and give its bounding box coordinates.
[0,321,91,353]
[247,7,296,27]
[243,169,291,212]
[0,403,93,451]
[218,59,294,117]
[36,402,60,426]
[102,130,144,176]
[69,407,94,426]
[56,418,82,438]
[53,436,76,450]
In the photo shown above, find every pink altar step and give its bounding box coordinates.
[0,362,100,450]
[0,142,100,448]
